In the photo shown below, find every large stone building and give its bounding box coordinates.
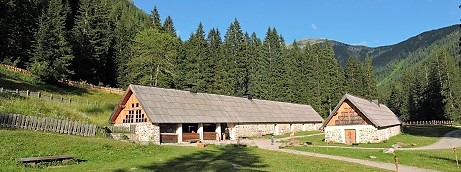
[109,84,324,144]
[321,94,402,144]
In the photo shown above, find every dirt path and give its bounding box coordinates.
[250,139,437,172]
[400,129,461,150]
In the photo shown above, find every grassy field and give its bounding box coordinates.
[291,146,461,172]
[294,126,458,148]
[0,129,390,172]
[287,125,461,171]
[0,66,121,125]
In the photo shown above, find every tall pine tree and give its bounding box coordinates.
[30,0,73,81]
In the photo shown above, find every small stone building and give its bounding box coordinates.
[109,84,324,144]
[321,94,401,144]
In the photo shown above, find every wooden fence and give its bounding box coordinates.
[403,120,453,126]
[0,63,125,95]
[0,114,97,136]
[0,64,32,75]
[0,87,103,105]
[61,80,124,95]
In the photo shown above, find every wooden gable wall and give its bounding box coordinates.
[326,100,372,126]
[114,93,151,124]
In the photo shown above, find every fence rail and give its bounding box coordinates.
[0,64,32,75]
[0,63,125,95]
[0,87,103,105]
[403,120,453,126]
[0,114,97,136]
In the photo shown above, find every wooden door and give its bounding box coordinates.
[345,129,356,144]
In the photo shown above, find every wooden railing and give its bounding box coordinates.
[403,120,453,126]
[203,132,217,140]
[183,133,200,141]
[160,133,178,143]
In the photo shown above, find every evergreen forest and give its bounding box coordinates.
[1,0,460,121]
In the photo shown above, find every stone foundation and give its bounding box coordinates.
[324,125,402,144]
[113,123,160,144]
[234,123,274,137]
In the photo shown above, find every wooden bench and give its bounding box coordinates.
[17,155,75,167]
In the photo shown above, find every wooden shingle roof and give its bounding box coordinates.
[322,94,401,128]
[110,84,323,123]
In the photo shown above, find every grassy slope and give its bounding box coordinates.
[0,66,121,125]
[0,130,388,172]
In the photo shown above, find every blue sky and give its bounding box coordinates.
[133,0,460,47]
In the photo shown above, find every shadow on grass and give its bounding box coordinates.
[0,77,89,96]
[402,125,459,138]
[115,145,268,172]
[81,103,116,114]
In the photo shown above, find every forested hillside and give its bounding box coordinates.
[298,25,461,122]
[1,1,459,121]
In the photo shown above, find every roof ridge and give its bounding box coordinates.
[129,84,312,107]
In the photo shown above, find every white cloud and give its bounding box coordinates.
[311,24,318,30]
[353,41,367,46]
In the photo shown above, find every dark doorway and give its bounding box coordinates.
[182,123,198,133]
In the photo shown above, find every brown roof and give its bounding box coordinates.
[110,84,323,123]
[322,94,401,128]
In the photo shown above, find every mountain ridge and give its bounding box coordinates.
[295,24,460,81]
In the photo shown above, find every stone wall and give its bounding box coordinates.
[357,126,379,143]
[377,125,401,141]
[325,124,402,144]
[303,123,321,131]
[114,123,160,144]
[234,122,321,137]
[324,127,342,143]
[291,124,303,132]
[277,124,291,134]
[234,123,274,137]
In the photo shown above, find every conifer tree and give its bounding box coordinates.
[30,0,73,81]
[222,19,247,96]
[150,6,162,30]
[127,27,180,87]
[262,27,285,100]
[344,56,365,96]
[182,23,209,91]
[362,55,378,99]
[72,0,112,85]
[320,41,345,115]
[247,32,264,98]
[163,15,176,37]
[207,28,223,93]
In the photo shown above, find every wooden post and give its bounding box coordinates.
[50,94,53,100]
[26,90,30,97]
[69,98,71,103]
[393,153,399,172]
[455,148,459,169]
[37,92,41,98]
[0,87,3,93]
[16,89,19,94]
[60,96,63,102]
